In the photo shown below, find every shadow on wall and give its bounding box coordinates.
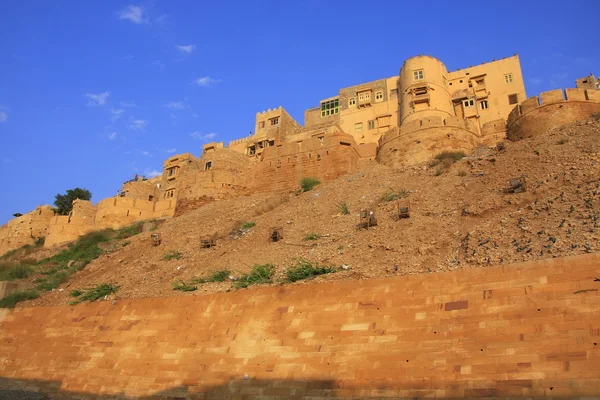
[0,377,594,399]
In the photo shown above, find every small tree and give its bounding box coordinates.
[54,188,92,215]
[12,213,23,218]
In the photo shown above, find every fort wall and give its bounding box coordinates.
[1,253,599,398]
[507,88,600,141]
[0,206,56,256]
[376,116,479,167]
[252,132,362,193]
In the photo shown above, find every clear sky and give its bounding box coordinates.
[0,0,598,225]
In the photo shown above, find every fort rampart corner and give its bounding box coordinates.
[1,54,599,255]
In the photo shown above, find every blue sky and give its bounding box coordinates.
[0,0,598,225]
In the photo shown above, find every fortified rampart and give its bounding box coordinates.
[376,116,479,166]
[1,253,599,398]
[252,132,363,193]
[0,206,55,255]
[507,88,600,141]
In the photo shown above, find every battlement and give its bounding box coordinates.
[508,88,600,127]
[256,106,283,117]
[507,88,600,141]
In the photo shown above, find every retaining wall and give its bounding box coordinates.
[1,253,599,398]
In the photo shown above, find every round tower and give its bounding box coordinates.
[398,55,454,125]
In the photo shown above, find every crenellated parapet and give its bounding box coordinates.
[507,88,600,141]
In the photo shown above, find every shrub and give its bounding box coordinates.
[34,237,45,247]
[285,259,335,282]
[122,241,131,247]
[115,222,143,239]
[0,290,39,308]
[76,283,119,303]
[69,289,83,297]
[558,137,569,145]
[234,264,275,289]
[240,221,256,230]
[171,279,197,292]
[380,188,409,202]
[338,201,350,215]
[35,272,69,291]
[435,151,466,163]
[45,229,112,269]
[163,250,182,261]
[303,233,321,241]
[300,177,320,192]
[191,269,231,284]
[0,264,34,281]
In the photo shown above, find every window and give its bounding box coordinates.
[368,120,375,130]
[413,69,424,80]
[148,195,154,201]
[166,189,175,198]
[508,93,518,105]
[268,140,275,147]
[504,73,513,83]
[269,117,279,126]
[349,97,356,106]
[480,100,489,110]
[205,161,212,171]
[390,89,398,98]
[358,91,371,101]
[463,99,474,108]
[321,98,339,117]
[258,121,265,129]
[167,167,177,177]
[375,91,383,101]
[248,146,256,155]
[355,122,363,134]
[414,86,428,95]
[475,78,485,86]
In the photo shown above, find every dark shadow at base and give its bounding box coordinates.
[0,376,596,399]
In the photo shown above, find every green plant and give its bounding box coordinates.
[0,290,39,308]
[191,269,231,284]
[171,279,197,292]
[122,241,131,247]
[234,264,275,289]
[338,201,350,215]
[76,283,119,302]
[300,177,320,192]
[0,264,34,281]
[163,250,182,261]
[435,151,466,163]
[285,259,335,282]
[69,289,83,297]
[34,237,45,247]
[380,188,409,202]
[303,233,321,241]
[240,221,256,230]
[35,272,69,291]
[558,137,569,145]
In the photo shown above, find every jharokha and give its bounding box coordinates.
[2,54,599,254]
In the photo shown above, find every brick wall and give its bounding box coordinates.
[1,253,599,399]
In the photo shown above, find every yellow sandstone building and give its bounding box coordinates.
[1,54,599,254]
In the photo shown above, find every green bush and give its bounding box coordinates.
[435,151,466,163]
[338,201,350,215]
[0,290,39,308]
[300,177,320,192]
[303,233,321,241]
[44,229,112,269]
[35,271,69,291]
[76,283,119,303]
[380,188,409,202]
[191,269,231,284]
[234,264,275,289]
[240,221,256,230]
[115,222,144,239]
[0,264,34,281]
[163,250,182,261]
[171,279,197,292]
[285,259,335,282]
[69,289,83,297]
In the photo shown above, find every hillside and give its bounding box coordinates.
[14,117,600,307]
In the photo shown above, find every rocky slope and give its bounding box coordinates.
[23,118,600,306]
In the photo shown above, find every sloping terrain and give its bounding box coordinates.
[20,118,600,307]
